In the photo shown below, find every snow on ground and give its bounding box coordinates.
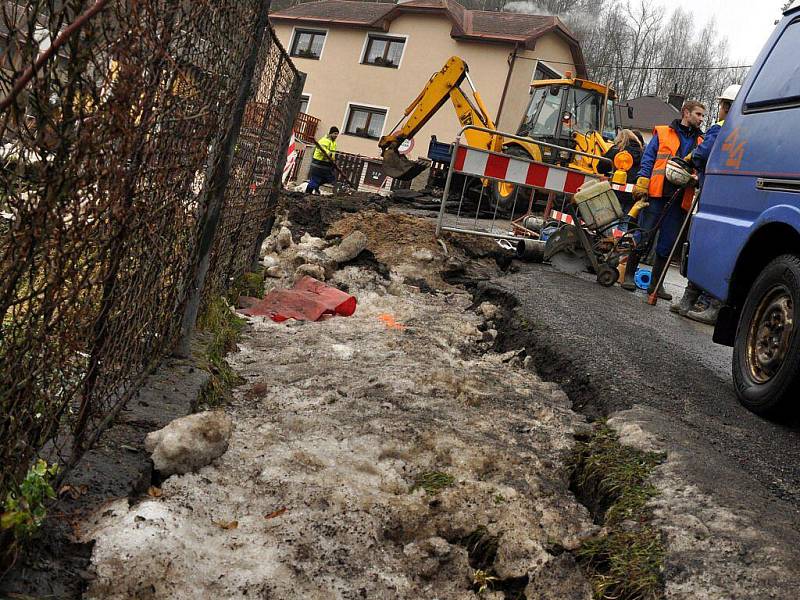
[81,258,597,599]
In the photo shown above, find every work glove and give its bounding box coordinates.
[632,176,650,202]
[629,199,650,218]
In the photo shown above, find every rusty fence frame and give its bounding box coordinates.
[0,0,302,532]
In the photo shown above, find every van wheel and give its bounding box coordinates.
[732,254,800,415]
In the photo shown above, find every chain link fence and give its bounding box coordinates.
[202,31,303,303]
[0,0,301,510]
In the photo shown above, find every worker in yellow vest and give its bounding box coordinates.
[624,100,706,299]
[306,126,339,195]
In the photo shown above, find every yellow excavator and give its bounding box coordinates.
[379,56,625,206]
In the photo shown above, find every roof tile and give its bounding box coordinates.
[270,0,585,74]
[470,11,553,39]
[271,0,395,25]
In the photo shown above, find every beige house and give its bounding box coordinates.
[270,0,586,160]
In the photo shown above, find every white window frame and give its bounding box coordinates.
[359,32,408,69]
[532,60,563,82]
[289,26,328,61]
[299,93,311,114]
[341,101,390,140]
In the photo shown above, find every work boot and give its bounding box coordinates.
[670,282,701,315]
[647,256,673,301]
[621,253,640,291]
[686,297,721,325]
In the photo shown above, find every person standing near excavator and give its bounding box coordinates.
[622,100,706,299]
[306,127,339,195]
[670,84,741,323]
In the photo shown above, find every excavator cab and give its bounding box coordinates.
[378,57,618,192]
[513,77,616,172]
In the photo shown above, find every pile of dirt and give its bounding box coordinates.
[328,211,508,290]
[275,191,389,241]
[329,211,441,267]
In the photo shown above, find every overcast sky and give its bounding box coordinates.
[673,0,788,64]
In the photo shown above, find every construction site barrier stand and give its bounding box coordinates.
[434,125,631,243]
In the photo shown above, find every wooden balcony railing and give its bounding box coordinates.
[292,111,319,144]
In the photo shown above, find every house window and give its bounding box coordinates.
[299,94,310,114]
[345,105,386,139]
[290,29,326,60]
[533,61,561,82]
[362,35,405,68]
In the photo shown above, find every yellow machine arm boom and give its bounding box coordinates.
[379,56,500,180]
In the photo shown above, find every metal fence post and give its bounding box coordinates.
[249,70,306,271]
[176,3,272,358]
[223,44,282,279]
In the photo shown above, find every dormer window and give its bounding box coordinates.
[362,34,405,68]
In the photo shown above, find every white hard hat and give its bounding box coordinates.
[665,157,693,188]
[717,84,741,102]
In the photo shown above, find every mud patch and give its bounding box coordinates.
[80,258,597,599]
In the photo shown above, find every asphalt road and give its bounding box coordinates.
[489,263,800,522]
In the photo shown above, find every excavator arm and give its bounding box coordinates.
[379,56,500,180]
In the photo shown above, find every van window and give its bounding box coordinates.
[745,20,800,109]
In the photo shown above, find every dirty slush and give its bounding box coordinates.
[80,195,599,599]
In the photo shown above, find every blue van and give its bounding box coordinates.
[687,2,800,414]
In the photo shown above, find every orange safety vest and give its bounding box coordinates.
[648,125,702,210]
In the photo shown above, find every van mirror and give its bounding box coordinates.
[628,106,634,119]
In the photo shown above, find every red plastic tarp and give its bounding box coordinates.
[240,276,357,322]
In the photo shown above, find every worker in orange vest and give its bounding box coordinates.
[624,100,705,300]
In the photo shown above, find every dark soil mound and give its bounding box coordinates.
[276,191,388,241]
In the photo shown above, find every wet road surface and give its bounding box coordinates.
[489,262,800,519]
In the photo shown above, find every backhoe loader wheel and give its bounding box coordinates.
[490,147,531,211]
[491,180,518,210]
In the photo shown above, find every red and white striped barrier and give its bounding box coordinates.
[550,210,574,224]
[453,146,597,195]
[611,182,635,193]
[282,133,297,184]
[551,209,625,238]
[453,145,638,196]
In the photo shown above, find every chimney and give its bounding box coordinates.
[668,84,684,111]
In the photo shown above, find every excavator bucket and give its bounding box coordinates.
[381,147,430,181]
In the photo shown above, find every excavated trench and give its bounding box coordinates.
[289,202,663,598]
[449,269,667,598]
[72,198,661,599]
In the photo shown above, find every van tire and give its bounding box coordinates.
[732,254,800,415]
